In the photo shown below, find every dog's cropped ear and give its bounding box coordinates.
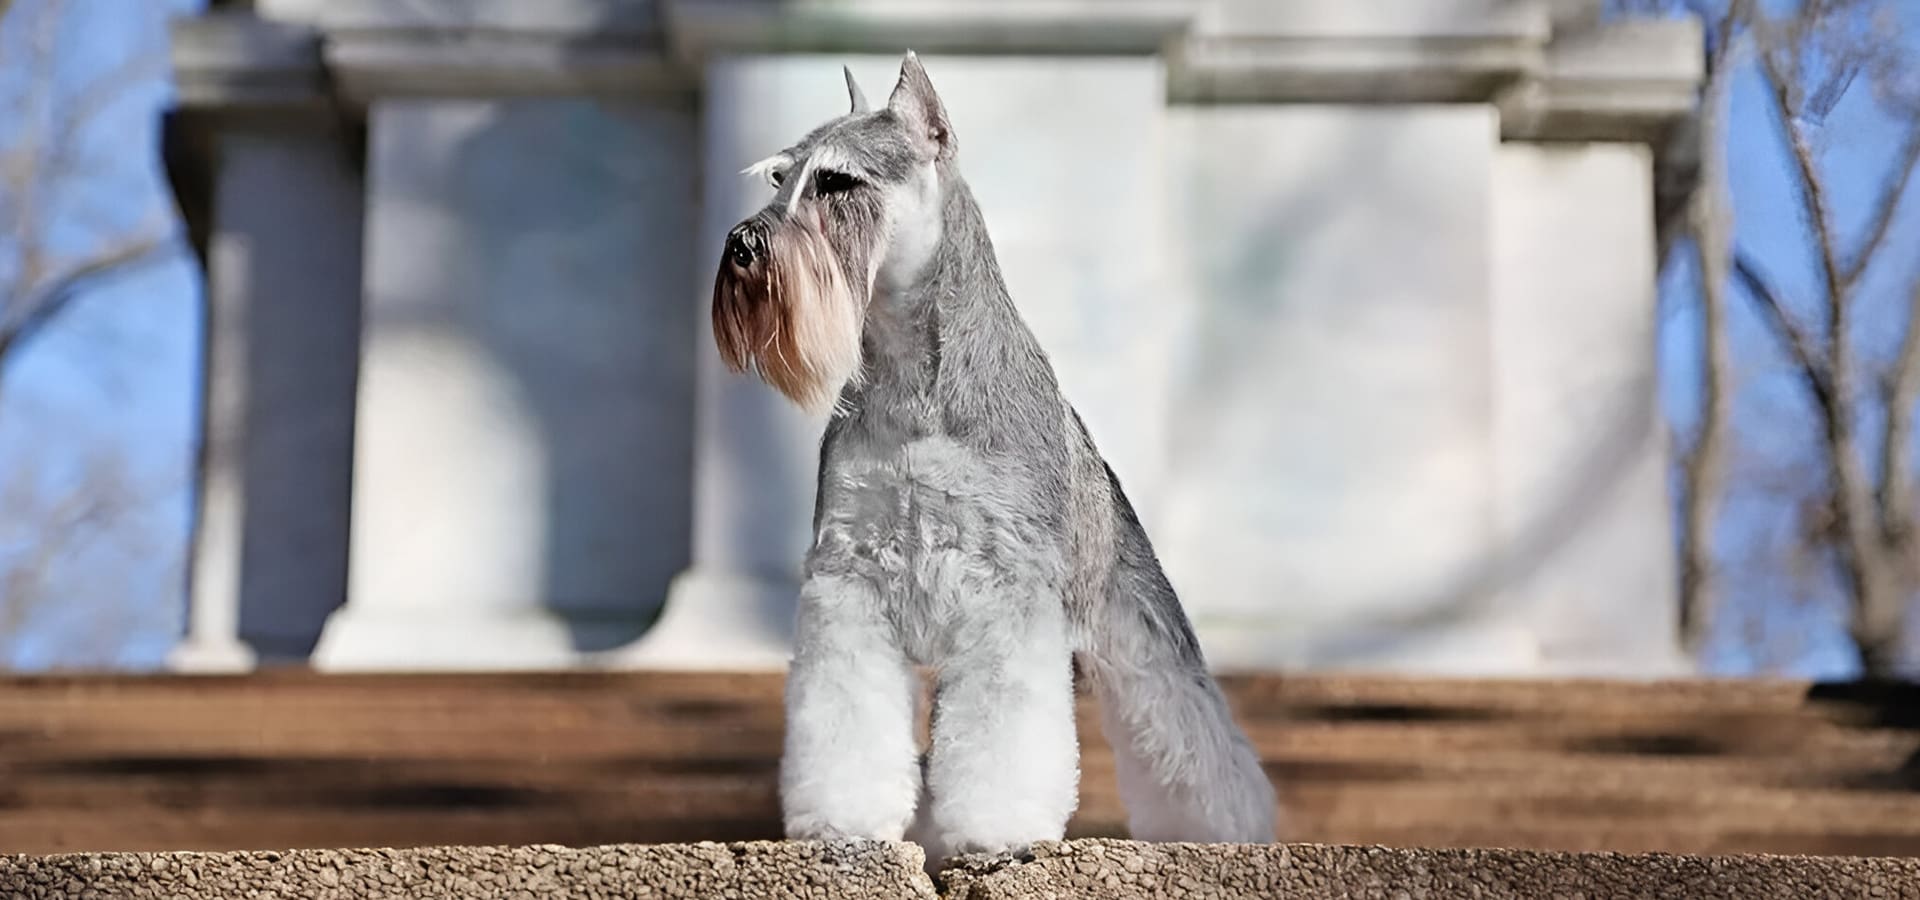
[887,50,954,159]
[843,65,870,115]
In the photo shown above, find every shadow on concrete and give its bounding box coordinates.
[1165,108,1662,662]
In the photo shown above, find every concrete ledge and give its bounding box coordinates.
[944,840,1920,899]
[0,842,934,900]
[9,839,1920,899]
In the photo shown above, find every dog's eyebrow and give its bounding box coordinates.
[802,144,865,181]
[742,153,791,183]
[784,154,820,214]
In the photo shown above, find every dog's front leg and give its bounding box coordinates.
[780,572,920,842]
[922,590,1078,859]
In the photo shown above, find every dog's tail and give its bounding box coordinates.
[1075,465,1277,844]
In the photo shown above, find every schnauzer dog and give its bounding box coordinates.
[710,53,1276,859]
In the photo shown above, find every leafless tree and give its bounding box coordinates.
[1735,0,1920,676]
[0,448,174,667]
[0,0,186,665]
[0,0,178,402]
[1628,0,1920,675]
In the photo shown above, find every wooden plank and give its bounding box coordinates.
[0,672,1915,857]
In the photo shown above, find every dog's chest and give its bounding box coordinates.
[817,434,1062,597]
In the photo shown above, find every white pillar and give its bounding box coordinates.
[1490,142,1687,676]
[612,57,846,670]
[616,53,1177,669]
[311,97,699,670]
[173,121,363,672]
[1161,103,1525,674]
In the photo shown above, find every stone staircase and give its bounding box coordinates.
[5,672,1920,857]
[6,839,1919,899]
[5,672,1920,896]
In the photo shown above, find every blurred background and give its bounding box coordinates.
[3,0,1916,680]
[2,0,1920,861]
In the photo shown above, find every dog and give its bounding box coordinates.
[710,53,1276,860]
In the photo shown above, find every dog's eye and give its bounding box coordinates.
[814,169,861,196]
[769,168,787,188]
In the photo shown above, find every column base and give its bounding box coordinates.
[1196,620,1542,675]
[1196,620,1695,677]
[166,637,259,673]
[599,568,796,671]
[310,606,651,672]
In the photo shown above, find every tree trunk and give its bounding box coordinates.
[1859,282,1920,677]
[1829,406,1908,677]
[1848,542,1908,677]
[1678,46,1737,655]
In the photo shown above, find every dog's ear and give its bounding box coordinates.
[843,65,870,115]
[887,51,954,159]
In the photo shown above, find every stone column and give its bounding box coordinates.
[1163,102,1522,674]
[168,14,359,671]
[309,95,699,670]
[1489,143,1686,676]
[1152,0,1700,675]
[173,120,365,671]
[609,56,837,669]
[617,45,1180,669]
[1480,14,1700,676]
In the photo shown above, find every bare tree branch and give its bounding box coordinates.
[0,225,174,367]
[1755,14,1851,319]
[1844,125,1920,289]
[1733,249,1835,415]
[0,0,180,375]
[0,451,138,648]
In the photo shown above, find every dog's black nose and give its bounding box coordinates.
[725,226,757,267]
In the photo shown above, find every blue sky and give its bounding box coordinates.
[2,0,1915,675]
[0,0,201,668]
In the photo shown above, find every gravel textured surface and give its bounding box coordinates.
[943,840,1920,899]
[0,840,933,900]
[6,838,1920,899]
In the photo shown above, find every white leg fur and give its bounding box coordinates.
[781,574,921,841]
[923,599,1079,857]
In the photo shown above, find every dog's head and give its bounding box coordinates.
[711,52,956,414]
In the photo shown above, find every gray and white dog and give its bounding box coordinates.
[710,53,1276,859]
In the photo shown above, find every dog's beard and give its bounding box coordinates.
[712,216,865,415]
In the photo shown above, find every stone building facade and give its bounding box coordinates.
[163,0,1702,676]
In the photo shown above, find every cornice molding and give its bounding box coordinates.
[660,0,1198,60]
[167,0,1702,147]
[169,12,328,111]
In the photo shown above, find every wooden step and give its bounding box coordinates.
[0,671,1917,857]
